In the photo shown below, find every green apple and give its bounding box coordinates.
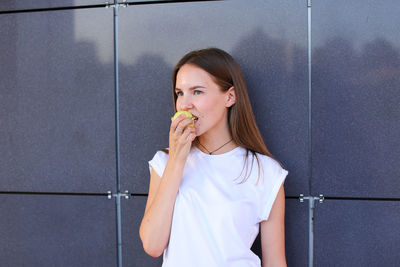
[173,111,194,127]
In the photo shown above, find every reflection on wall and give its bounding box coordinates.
[117,0,307,66]
[0,9,115,193]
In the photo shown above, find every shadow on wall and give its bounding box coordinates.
[120,27,400,198]
[312,36,400,195]
[119,53,173,191]
[118,26,400,195]
[119,27,309,196]
[232,28,308,177]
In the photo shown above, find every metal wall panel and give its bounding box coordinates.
[119,0,308,196]
[251,198,309,267]
[313,200,400,266]
[0,8,116,193]
[311,0,400,197]
[285,199,309,267]
[0,194,117,266]
[122,196,163,267]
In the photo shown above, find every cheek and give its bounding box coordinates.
[175,99,181,110]
[202,103,225,123]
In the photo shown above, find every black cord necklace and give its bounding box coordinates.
[196,138,233,155]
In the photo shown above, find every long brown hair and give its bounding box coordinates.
[168,48,283,182]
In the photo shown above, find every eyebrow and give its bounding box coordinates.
[175,85,206,91]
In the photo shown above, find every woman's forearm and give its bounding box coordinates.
[139,159,185,257]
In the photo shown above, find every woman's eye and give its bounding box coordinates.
[194,90,202,95]
[176,91,183,96]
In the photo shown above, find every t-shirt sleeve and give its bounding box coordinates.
[258,159,289,222]
[148,150,169,178]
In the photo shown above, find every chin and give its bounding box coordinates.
[195,127,205,137]
[193,126,202,137]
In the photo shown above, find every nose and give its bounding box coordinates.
[177,94,194,111]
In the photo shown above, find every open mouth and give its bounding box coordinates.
[192,115,199,122]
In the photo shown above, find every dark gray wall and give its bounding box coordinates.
[1,0,399,266]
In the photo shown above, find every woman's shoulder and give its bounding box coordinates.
[254,151,278,163]
[148,148,170,177]
[252,150,287,173]
[150,148,169,162]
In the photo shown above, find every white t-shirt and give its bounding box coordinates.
[148,145,288,267]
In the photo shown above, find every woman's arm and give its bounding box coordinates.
[139,160,185,257]
[139,115,196,257]
[260,185,287,267]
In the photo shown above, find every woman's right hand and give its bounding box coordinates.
[168,113,196,162]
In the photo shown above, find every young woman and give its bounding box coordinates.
[139,48,289,267]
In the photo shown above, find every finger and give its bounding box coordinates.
[188,133,196,142]
[181,118,195,127]
[175,121,190,134]
[178,124,191,138]
[170,114,186,134]
[183,126,195,139]
[173,118,194,135]
[175,119,195,134]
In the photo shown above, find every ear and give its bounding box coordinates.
[225,86,236,107]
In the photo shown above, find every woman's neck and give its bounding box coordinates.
[195,132,237,155]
